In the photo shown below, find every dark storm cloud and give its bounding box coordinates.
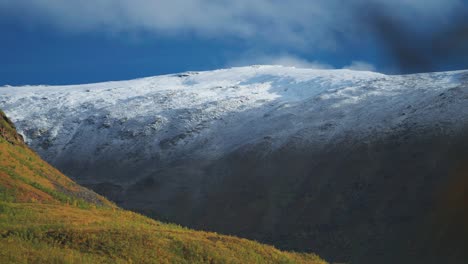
[0,1,462,47]
[0,0,467,73]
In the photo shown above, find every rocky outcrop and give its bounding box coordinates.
[0,110,24,144]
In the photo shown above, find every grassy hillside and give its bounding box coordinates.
[0,110,326,264]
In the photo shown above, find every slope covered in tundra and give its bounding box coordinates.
[1,65,468,263]
[0,109,325,264]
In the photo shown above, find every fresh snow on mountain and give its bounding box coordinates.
[0,64,467,191]
[1,65,466,177]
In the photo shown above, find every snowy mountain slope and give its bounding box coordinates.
[1,65,468,264]
[0,66,465,171]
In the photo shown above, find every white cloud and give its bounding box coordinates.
[268,56,333,69]
[343,61,376,72]
[228,54,333,69]
[0,0,464,51]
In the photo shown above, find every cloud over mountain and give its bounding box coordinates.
[0,0,463,51]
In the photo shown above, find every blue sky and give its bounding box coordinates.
[1,0,468,85]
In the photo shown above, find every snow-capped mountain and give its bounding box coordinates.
[1,66,465,170]
[1,65,468,264]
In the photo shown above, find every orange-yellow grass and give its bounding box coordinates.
[0,110,326,264]
[0,202,325,263]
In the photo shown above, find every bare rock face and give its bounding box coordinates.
[1,66,468,263]
[0,110,24,144]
